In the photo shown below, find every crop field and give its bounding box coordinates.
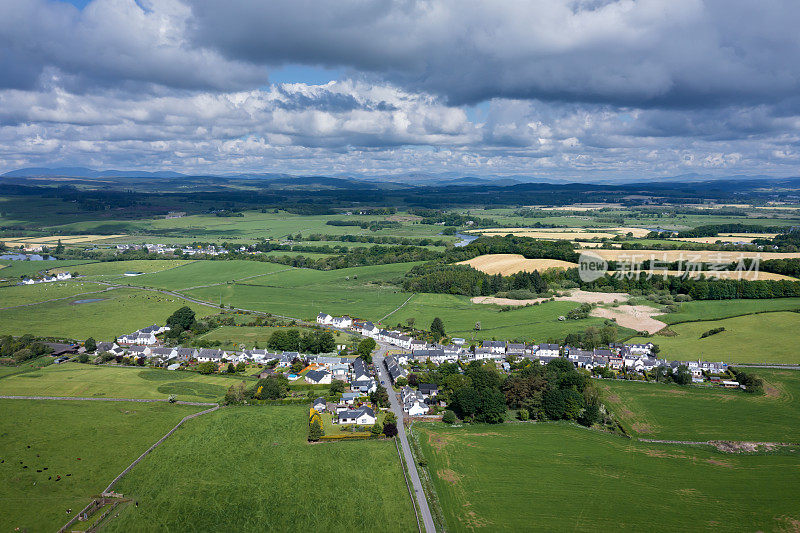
[583,249,800,261]
[0,281,108,308]
[629,312,800,364]
[457,254,578,275]
[0,287,216,340]
[0,363,253,402]
[102,406,417,532]
[412,422,800,532]
[0,399,205,532]
[185,262,417,320]
[196,325,356,349]
[660,298,800,324]
[383,293,630,342]
[599,369,800,442]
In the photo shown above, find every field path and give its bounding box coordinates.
[379,293,416,323]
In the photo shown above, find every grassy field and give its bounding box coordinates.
[130,260,291,291]
[0,287,216,340]
[47,259,194,280]
[0,259,96,280]
[103,406,417,532]
[185,262,416,320]
[196,325,357,349]
[386,293,631,342]
[599,369,800,442]
[413,422,800,532]
[661,298,800,324]
[0,363,251,402]
[0,281,108,308]
[0,399,204,532]
[631,311,800,364]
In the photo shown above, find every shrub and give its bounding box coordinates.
[442,410,457,424]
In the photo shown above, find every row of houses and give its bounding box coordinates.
[116,324,171,346]
[18,271,72,285]
[316,313,353,329]
[114,243,233,256]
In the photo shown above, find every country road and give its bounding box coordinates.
[374,343,436,533]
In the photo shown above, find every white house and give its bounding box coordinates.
[483,341,506,354]
[338,406,376,425]
[316,313,333,325]
[535,344,560,358]
[312,397,327,412]
[406,400,429,416]
[331,316,352,328]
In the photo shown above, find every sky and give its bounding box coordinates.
[0,0,799,181]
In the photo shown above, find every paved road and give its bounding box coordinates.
[374,342,436,533]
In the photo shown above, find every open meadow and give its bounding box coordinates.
[0,363,253,402]
[599,369,800,442]
[660,298,800,324]
[0,287,216,340]
[630,311,800,364]
[0,281,108,309]
[412,421,800,532]
[0,399,205,532]
[384,293,632,342]
[184,262,416,320]
[102,406,417,532]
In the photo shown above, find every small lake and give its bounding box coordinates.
[453,233,479,247]
[72,298,105,304]
[0,254,56,261]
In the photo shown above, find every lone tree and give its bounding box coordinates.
[382,421,398,438]
[357,337,377,363]
[84,337,96,353]
[167,306,196,333]
[431,317,446,339]
[309,418,324,441]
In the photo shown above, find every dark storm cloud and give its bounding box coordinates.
[187,0,800,108]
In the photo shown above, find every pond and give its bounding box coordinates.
[453,233,479,247]
[72,298,105,304]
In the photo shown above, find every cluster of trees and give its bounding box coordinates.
[402,264,550,297]
[325,220,401,230]
[502,359,600,425]
[267,329,336,354]
[165,307,197,338]
[758,258,800,277]
[729,367,764,394]
[0,334,52,364]
[563,325,619,349]
[409,209,497,227]
[700,327,725,338]
[356,338,377,362]
[674,224,783,238]
[305,233,448,247]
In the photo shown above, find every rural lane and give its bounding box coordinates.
[374,342,436,533]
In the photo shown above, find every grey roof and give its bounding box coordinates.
[313,397,326,405]
[419,383,438,393]
[483,341,506,348]
[198,348,223,359]
[305,369,330,382]
[537,343,560,350]
[138,324,161,334]
[149,347,174,356]
[340,405,376,420]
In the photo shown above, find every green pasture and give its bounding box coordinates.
[196,325,356,349]
[631,311,800,364]
[387,293,632,342]
[47,259,194,280]
[661,298,800,324]
[0,260,95,280]
[413,422,800,532]
[0,281,107,309]
[185,262,417,320]
[0,363,252,402]
[131,259,291,291]
[103,406,417,532]
[0,288,216,340]
[599,369,800,442]
[0,399,205,532]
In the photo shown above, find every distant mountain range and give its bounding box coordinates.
[0,166,790,187]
